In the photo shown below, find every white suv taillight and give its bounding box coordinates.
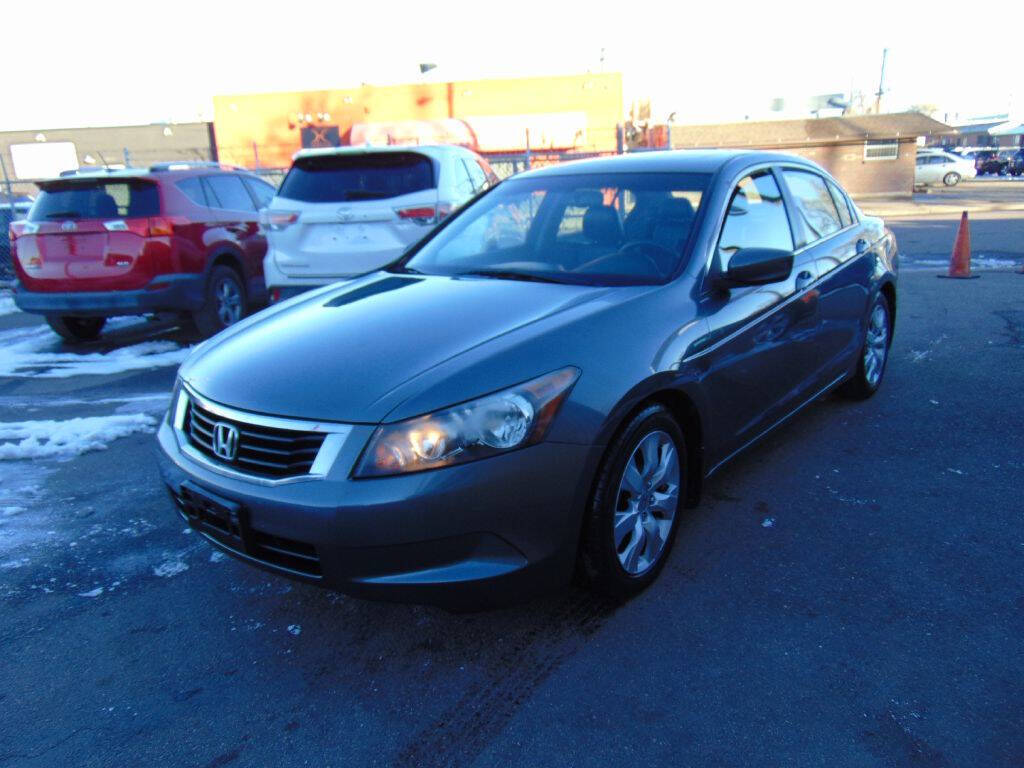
[260,210,299,231]
[395,206,438,225]
[394,203,454,226]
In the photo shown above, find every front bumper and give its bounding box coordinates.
[155,417,596,608]
[13,274,206,317]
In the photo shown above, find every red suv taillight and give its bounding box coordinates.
[102,217,179,237]
[8,220,38,241]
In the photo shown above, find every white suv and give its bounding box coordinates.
[262,145,498,300]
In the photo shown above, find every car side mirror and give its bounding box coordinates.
[721,248,794,287]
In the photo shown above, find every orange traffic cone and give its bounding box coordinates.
[938,211,979,279]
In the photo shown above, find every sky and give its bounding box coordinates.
[3,0,1019,131]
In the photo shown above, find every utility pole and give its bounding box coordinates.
[874,48,889,115]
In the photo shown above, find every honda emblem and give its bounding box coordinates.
[213,422,239,461]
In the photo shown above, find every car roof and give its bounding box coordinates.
[292,144,474,162]
[40,164,261,185]
[516,149,820,179]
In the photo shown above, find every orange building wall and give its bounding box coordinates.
[212,73,623,168]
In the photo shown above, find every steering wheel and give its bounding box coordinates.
[574,241,675,279]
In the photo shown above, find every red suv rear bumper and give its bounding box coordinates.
[12,273,207,317]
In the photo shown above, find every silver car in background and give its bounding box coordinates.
[915,149,976,187]
[261,145,498,301]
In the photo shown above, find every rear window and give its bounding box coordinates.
[29,180,160,221]
[278,152,436,203]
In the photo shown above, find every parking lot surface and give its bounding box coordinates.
[1,218,1022,766]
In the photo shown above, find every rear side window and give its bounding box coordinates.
[243,177,276,209]
[203,175,257,212]
[177,177,208,206]
[477,159,499,187]
[29,180,159,221]
[464,159,487,193]
[826,179,853,227]
[279,152,435,203]
[718,171,794,261]
[453,158,476,197]
[782,170,842,243]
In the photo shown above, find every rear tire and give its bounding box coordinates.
[840,293,891,400]
[190,265,247,339]
[943,172,961,187]
[579,404,687,600]
[46,316,105,343]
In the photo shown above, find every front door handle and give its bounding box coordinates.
[855,238,870,254]
[795,269,815,291]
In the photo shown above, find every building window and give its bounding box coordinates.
[864,140,899,161]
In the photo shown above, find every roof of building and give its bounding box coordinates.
[990,122,1024,137]
[951,120,1009,134]
[666,112,955,149]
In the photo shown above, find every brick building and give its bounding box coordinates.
[649,113,954,198]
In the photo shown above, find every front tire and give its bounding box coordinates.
[46,316,106,343]
[840,293,891,400]
[190,265,247,338]
[943,172,961,187]
[579,404,686,599]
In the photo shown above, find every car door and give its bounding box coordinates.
[779,168,872,384]
[696,167,821,461]
[915,155,937,184]
[202,174,266,284]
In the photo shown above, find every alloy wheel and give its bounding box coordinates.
[864,301,889,388]
[614,430,681,575]
[215,278,243,326]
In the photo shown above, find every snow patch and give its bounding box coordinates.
[78,587,104,598]
[0,294,20,317]
[0,324,190,379]
[0,414,156,460]
[153,559,189,578]
[287,624,302,636]
[761,517,775,528]
[209,550,226,563]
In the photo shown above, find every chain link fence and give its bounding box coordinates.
[0,207,17,284]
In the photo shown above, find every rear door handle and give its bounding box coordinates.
[795,269,815,290]
[855,238,870,254]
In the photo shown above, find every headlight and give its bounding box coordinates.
[354,367,580,477]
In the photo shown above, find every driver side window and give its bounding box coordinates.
[718,172,794,268]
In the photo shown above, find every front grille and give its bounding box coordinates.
[184,399,326,479]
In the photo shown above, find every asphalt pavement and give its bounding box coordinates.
[0,224,1022,766]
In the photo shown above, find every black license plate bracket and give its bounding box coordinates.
[180,481,250,546]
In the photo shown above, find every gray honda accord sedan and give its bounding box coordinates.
[156,150,897,607]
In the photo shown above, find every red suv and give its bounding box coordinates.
[9,163,275,341]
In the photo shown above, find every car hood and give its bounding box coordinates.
[180,273,612,423]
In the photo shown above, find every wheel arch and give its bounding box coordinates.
[209,249,247,283]
[591,381,708,509]
[879,279,897,337]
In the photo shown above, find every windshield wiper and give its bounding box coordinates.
[44,211,81,219]
[454,269,568,284]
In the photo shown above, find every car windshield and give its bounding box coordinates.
[399,172,710,286]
